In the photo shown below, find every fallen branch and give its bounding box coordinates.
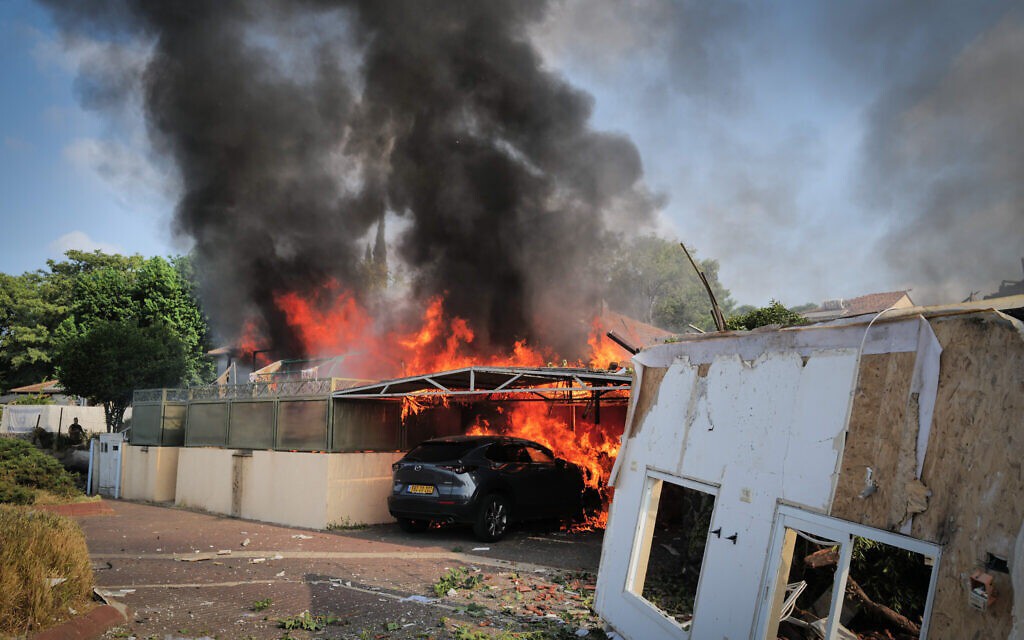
[844,577,920,636]
[802,550,920,637]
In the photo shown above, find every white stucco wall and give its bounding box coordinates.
[326,452,404,527]
[241,451,330,529]
[596,348,861,640]
[122,445,179,502]
[595,318,935,640]
[164,448,401,529]
[175,447,236,514]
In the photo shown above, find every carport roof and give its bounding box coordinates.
[331,365,631,399]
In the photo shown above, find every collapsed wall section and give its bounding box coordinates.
[833,312,1024,637]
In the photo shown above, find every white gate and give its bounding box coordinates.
[97,432,123,498]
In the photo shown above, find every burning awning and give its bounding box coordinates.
[330,365,631,400]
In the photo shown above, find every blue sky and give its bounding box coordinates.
[0,0,178,274]
[2,1,1021,308]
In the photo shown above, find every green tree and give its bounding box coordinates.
[57,251,213,385]
[56,320,188,431]
[606,235,735,332]
[1,250,213,392]
[0,272,66,391]
[357,216,389,293]
[725,300,807,331]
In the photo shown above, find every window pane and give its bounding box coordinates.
[631,479,716,628]
[525,446,554,463]
[768,528,842,638]
[405,441,478,462]
[844,537,933,637]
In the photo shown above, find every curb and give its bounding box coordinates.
[31,604,125,640]
[33,500,115,518]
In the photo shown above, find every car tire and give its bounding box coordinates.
[397,517,429,533]
[473,494,510,542]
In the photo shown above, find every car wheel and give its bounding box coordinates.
[473,494,510,542]
[398,517,429,533]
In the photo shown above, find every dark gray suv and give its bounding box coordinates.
[388,435,587,541]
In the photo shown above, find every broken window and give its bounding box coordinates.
[757,506,940,640]
[626,472,717,631]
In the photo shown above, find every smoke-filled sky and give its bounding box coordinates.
[2,0,1022,325]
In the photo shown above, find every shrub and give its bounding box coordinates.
[0,439,79,501]
[0,505,93,633]
[725,300,807,331]
[0,478,34,505]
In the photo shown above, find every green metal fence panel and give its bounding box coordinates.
[185,402,228,447]
[227,401,276,450]
[330,400,402,452]
[276,399,328,451]
[131,404,162,445]
[160,404,186,446]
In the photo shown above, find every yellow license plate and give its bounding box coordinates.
[408,484,434,495]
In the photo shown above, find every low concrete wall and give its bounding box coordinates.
[175,448,235,514]
[122,445,179,502]
[168,448,402,528]
[242,451,330,529]
[326,452,404,527]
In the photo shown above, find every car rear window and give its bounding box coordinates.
[405,441,479,462]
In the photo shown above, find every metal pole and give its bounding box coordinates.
[86,439,95,496]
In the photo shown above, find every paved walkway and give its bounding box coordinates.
[72,500,609,639]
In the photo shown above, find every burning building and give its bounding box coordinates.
[120,305,670,528]
[42,1,682,528]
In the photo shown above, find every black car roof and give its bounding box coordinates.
[417,434,546,448]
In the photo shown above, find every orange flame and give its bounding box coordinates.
[466,403,620,528]
[260,282,553,379]
[243,281,635,527]
[587,318,629,371]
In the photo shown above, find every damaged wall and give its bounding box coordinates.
[596,305,1024,640]
[833,312,1024,638]
[596,340,866,638]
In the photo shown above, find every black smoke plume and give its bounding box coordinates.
[41,0,657,359]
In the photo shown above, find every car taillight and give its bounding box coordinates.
[440,464,476,474]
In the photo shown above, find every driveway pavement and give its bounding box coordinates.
[72,500,611,639]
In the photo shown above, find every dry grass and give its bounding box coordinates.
[0,505,94,635]
[31,491,102,506]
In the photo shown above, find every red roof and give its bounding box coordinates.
[843,291,913,316]
[803,290,914,321]
[9,380,63,394]
[599,305,675,350]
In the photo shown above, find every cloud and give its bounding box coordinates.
[48,231,123,257]
[533,0,748,108]
[861,13,1024,303]
[63,137,173,201]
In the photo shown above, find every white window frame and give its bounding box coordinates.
[753,504,942,639]
[622,468,720,638]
